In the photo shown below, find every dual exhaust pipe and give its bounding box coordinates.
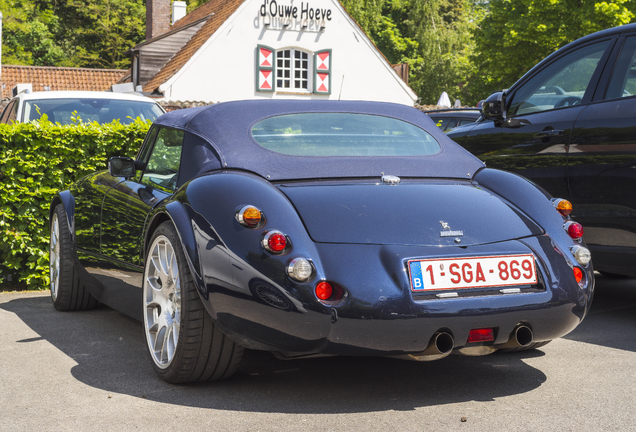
[397,331,455,361]
[495,324,534,349]
[395,324,534,361]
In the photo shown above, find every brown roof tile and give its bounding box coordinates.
[1,65,129,99]
[143,0,245,93]
[171,0,219,30]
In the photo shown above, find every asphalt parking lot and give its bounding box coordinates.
[1,274,635,432]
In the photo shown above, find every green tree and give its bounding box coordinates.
[404,0,479,104]
[50,0,146,69]
[0,1,66,66]
[340,0,477,105]
[469,0,636,102]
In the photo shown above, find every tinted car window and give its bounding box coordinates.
[432,117,454,131]
[24,98,164,124]
[508,41,610,116]
[252,113,440,156]
[606,36,636,99]
[141,128,184,193]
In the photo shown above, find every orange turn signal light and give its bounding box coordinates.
[554,199,573,216]
[236,205,264,228]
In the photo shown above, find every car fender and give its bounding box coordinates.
[143,171,323,330]
[50,190,75,241]
[143,200,205,293]
[474,168,590,266]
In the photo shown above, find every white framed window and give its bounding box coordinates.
[276,49,310,91]
[256,46,331,95]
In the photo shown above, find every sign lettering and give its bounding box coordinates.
[259,0,332,29]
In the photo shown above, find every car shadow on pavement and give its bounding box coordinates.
[564,274,636,353]
[2,294,549,413]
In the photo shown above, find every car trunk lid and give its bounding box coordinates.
[279,181,543,246]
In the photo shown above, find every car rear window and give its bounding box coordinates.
[251,113,440,156]
[24,98,164,125]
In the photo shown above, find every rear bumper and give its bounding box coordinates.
[203,236,593,357]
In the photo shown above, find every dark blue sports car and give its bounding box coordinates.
[49,100,593,383]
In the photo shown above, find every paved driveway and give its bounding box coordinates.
[1,274,635,431]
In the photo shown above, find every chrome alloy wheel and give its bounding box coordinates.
[50,213,60,301]
[144,235,182,369]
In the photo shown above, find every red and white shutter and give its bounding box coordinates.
[313,49,331,95]
[256,45,275,92]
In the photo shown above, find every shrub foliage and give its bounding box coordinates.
[0,119,150,289]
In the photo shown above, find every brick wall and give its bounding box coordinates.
[146,0,171,40]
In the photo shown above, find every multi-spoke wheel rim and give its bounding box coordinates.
[143,235,181,369]
[50,214,60,300]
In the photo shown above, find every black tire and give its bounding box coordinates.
[49,204,98,311]
[498,340,551,353]
[142,221,244,383]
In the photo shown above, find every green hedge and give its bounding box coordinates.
[0,119,150,290]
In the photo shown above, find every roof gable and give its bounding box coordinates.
[138,0,415,104]
[143,0,246,93]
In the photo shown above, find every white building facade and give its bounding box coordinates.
[134,0,417,105]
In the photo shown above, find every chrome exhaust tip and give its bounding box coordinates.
[496,325,533,349]
[392,331,455,362]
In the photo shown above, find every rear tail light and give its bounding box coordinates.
[570,245,591,265]
[467,328,495,343]
[315,281,345,303]
[553,198,573,216]
[315,282,333,300]
[236,205,265,228]
[564,221,584,239]
[262,230,288,253]
[573,267,584,284]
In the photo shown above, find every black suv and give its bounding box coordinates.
[449,23,636,277]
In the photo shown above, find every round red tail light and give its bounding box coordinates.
[262,230,288,253]
[573,267,584,284]
[565,221,584,239]
[315,282,333,300]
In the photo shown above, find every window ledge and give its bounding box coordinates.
[275,91,313,96]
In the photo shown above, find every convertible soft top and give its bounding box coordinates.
[154,100,485,182]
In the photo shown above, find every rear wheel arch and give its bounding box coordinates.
[144,203,202,289]
[142,220,244,383]
[50,191,75,234]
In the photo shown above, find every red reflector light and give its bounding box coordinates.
[565,221,584,239]
[573,267,584,283]
[315,282,333,300]
[267,232,287,252]
[467,328,495,343]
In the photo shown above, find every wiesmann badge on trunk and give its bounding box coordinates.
[439,220,464,239]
